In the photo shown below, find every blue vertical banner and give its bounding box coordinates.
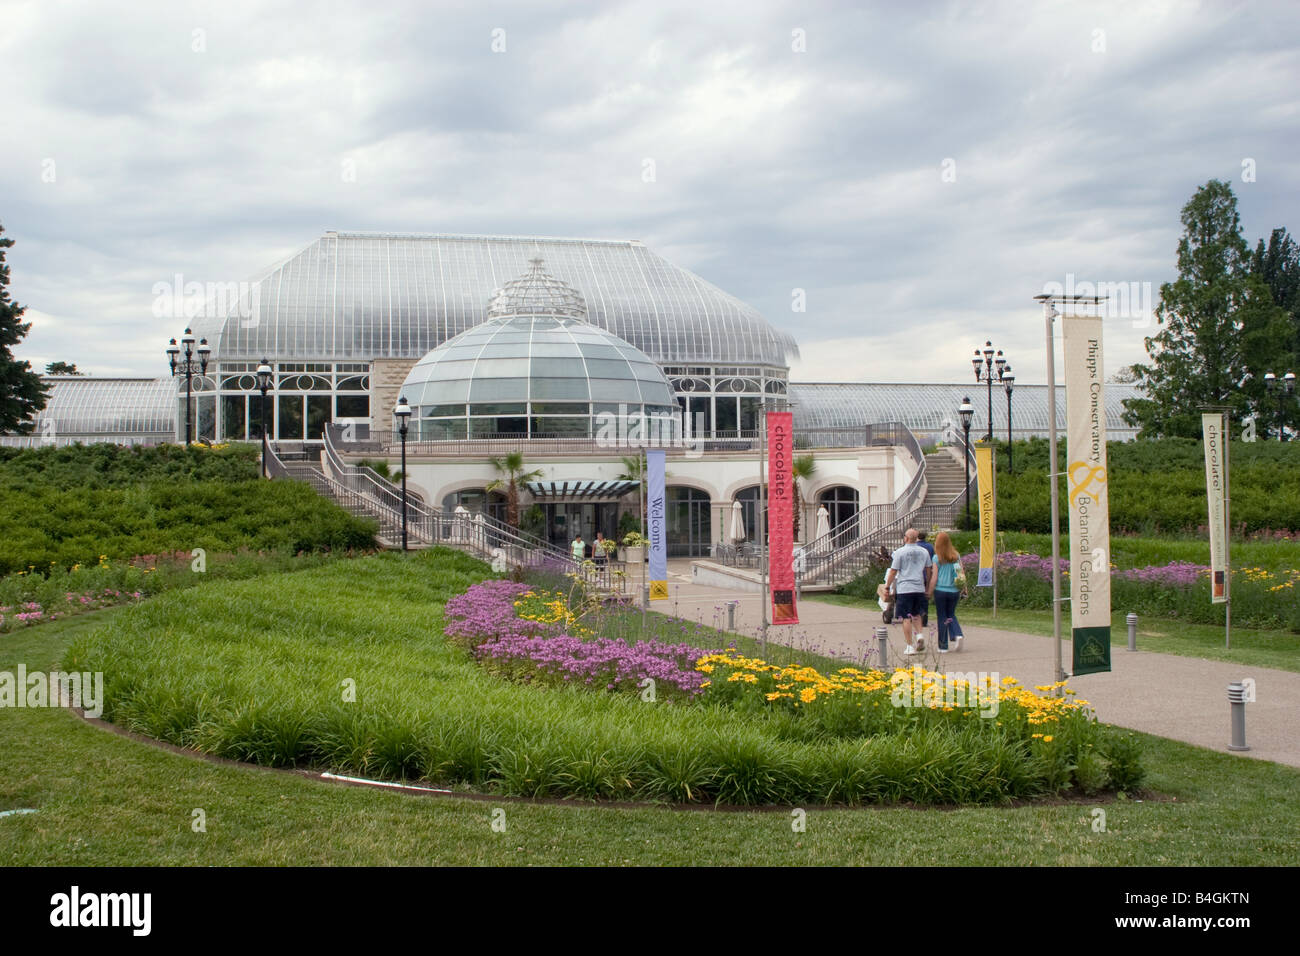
[647,449,668,600]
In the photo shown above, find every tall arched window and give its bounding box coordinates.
[817,486,860,545]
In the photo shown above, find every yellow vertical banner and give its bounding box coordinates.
[1062,313,1112,676]
[976,444,996,587]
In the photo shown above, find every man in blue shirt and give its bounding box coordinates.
[916,529,935,628]
[885,528,934,655]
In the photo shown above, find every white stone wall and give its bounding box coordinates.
[386,445,910,547]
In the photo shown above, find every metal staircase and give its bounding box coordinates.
[798,442,976,590]
[265,427,628,589]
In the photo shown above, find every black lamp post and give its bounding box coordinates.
[959,396,974,526]
[394,395,412,551]
[1002,365,1015,473]
[166,328,210,445]
[255,359,274,477]
[1264,371,1296,440]
[972,340,1007,443]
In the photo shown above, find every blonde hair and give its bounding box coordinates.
[934,531,960,564]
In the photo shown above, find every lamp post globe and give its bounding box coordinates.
[255,360,273,477]
[394,395,413,552]
[1003,366,1015,473]
[959,396,974,526]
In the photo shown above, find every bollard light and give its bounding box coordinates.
[1126,612,1138,651]
[727,601,738,632]
[1227,682,1250,751]
[875,625,889,670]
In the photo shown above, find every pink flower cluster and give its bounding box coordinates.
[1,588,144,633]
[444,579,717,699]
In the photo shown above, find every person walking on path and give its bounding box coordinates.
[885,528,932,655]
[571,533,586,562]
[916,529,935,628]
[928,530,967,652]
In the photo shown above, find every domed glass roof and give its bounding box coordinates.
[401,260,676,410]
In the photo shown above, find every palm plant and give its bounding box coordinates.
[486,452,544,529]
[791,454,817,539]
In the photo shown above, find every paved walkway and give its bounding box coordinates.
[657,560,1300,768]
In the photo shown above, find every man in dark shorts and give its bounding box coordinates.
[885,528,933,655]
[916,529,936,628]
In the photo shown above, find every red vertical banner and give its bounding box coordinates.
[767,411,798,624]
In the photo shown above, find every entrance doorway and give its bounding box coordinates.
[543,503,620,553]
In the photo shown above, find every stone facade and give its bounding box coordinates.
[370,358,420,440]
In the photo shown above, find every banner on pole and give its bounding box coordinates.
[1063,314,1112,676]
[647,449,668,600]
[766,411,798,624]
[976,444,996,587]
[1202,412,1228,603]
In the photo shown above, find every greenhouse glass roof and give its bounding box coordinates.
[789,382,1142,439]
[12,377,175,443]
[190,232,798,367]
[401,312,676,408]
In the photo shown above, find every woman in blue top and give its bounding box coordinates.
[927,531,967,652]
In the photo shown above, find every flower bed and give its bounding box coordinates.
[846,550,1300,631]
[445,580,715,699]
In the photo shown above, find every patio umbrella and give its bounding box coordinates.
[729,500,746,543]
[815,505,831,544]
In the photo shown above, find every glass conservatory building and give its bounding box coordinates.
[12,230,1142,447]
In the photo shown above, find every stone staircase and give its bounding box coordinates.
[920,450,968,509]
[282,461,333,497]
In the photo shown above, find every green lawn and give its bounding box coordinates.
[3,581,1300,865]
[809,592,1300,674]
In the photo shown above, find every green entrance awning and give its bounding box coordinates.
[526,480,639,500]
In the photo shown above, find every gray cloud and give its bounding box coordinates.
[1,0,1297,386]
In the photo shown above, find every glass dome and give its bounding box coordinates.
[400,260,678,440]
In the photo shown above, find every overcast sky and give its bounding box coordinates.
[2,0,1298,385]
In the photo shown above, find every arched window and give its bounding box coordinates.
[441,489,507,523]
[666,487,712,557]
[734,485,766,544]
[817,486,860,545]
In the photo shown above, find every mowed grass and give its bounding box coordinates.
[950,531,1299,574]
[810,593,1300,674]
[3,605,1299,865]
[61,551,1132,806]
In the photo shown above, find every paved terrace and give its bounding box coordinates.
[655,559,1300,768]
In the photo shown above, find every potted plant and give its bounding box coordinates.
[619,531,648,564]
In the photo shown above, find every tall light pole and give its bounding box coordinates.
[1003,365,1015,473]
[166,328,210,445]
[1264,371,1296,440]
[255,359,273,478]
[972,341,1007,443]
[394,395,412,551]
[959,396,973,526]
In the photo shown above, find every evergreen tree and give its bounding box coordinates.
[1122,180,1291,438]
[0,222,50,434]
[45,361,82,375]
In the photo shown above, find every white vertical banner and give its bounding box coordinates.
[1202,412,1228,603]
[1062,314,1111,676]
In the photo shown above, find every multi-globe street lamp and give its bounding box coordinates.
[959,395,974,526]
[255,359,274,477]
[1002,365,1015,473]
[394,395,412,551]
[166,328,210,445]
[972,341,1008,443]
[1263,371,1296,441]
